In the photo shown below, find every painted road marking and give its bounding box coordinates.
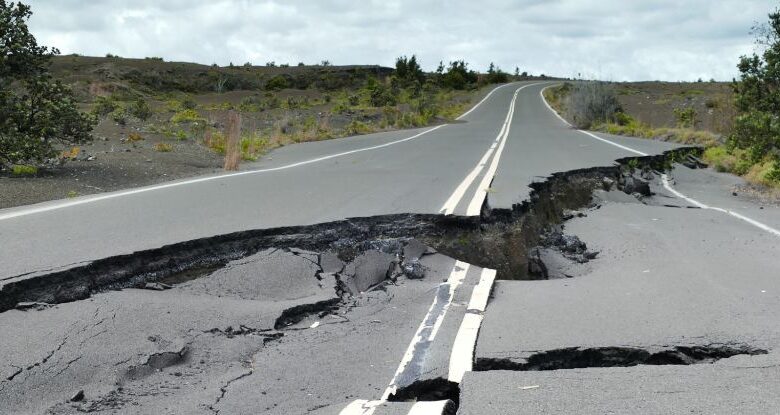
[339,399,383,415]
[464,85,524,215]
[539,86,647,157]
[0,83,513,222]
[381,261,470,400]
[406,400,452,415]
[440,83,544,215]
[539,84,780,239]
[448,268,496,383]
[661,174,780,238]
[456,83,512,120]
[338,399,451,415]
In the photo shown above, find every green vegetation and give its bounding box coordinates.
[154,142,173,152]
[170,109,205,124]
[11,164,38,176]
[727,8,780,184]
[673,107,697,128]
[0,1,95,165]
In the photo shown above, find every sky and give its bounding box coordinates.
[26,0,776,81]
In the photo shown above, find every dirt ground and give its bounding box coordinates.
[1,56,493,209]
[615,81,735,134]
[0,87,487,209]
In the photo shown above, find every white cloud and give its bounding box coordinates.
[27,0,773,80]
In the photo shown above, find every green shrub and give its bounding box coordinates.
[673,107,697,128]
[240,133,269,161]
[344,120,375,135]
[170,109,204,123]
[266,75,290,90]
[129,98,153,121]
[92,96,118,117]
[181,97,197,110]
[11,164,38,176]
[110,107,128,125]
[154,142,173,152]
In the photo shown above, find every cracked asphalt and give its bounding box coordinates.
[2,82,779,414]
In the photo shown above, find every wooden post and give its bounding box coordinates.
[224,111,241,171]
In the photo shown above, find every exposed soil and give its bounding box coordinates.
[615,81,735,134]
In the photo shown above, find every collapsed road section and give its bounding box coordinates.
[6,146,778,414]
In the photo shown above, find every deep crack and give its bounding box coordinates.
[474,345,769,371]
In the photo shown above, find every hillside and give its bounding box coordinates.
[1,55,502,208]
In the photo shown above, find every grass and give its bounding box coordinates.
[170,109,205,124]
[12,165,38,176]
[128,132,144,142]
[154,142,173,152]
[240,133,269,161]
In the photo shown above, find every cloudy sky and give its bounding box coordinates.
[27,0,774,81]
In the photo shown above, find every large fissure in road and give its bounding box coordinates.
[0,147,701,314]
[474,345,769,371]
[2,147,719,414]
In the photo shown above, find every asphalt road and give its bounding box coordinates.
[0,82,674,280]
[3,81,779,414]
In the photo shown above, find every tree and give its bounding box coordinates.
[0,1,94,165]
[441,60,477,90]
[394,55,424,86]
[729,8,780,178]
[485,62,508,84]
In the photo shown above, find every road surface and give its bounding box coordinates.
[2,81,779,414]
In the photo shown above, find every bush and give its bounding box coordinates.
[484,62,509,84]
[240,133,269,161]
[129,98,153,120]
[367,79,398,107]
[395,55,425,86]
[728,9,780,181]
[266,75,290,90]
[441,60,478,90]
[92,96,118,117]
[154,142,172,152]
[127,132,144,142]
[11,164,38,176]
[170,109,204,123]
[344,120,375,135]
[564,82,622,129]
[110,107,128,125]
[673,107,697,128]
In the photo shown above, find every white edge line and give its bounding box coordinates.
[661,174,780,238]
[407,400,451,415]
[448,268,496,383]
[338,399,382,415]
[381,261,470,401]
[456,83,511,120]
[1,83,513,222]
[339,399,451,415]
[0,125,440,221]
[538,85,647,157]
[539,85,780,239]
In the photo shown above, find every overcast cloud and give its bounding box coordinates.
[27,0,774,81]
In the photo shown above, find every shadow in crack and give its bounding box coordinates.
[474,345,769,371]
